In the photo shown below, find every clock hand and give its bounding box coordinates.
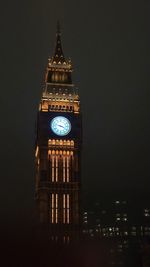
[58,124,64,128]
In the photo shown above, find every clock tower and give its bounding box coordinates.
[35,24,82,243]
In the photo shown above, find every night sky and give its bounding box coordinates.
[1,0,150,233]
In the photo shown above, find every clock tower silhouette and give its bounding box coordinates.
[35,23,82,243]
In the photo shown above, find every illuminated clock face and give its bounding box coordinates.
[51,116,71,136]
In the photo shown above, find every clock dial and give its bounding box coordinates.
[51,116,71,136]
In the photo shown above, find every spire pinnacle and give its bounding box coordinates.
[51,22,66,64]
[46,24,73,84]
[56,20,61,35]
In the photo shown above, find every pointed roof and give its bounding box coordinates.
[52,22,66,64]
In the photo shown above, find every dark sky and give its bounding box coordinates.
[0,0,150,230]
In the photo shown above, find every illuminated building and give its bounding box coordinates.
[82,199,150,266]
[35,23,82,243]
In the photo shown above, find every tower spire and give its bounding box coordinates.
[46,23,73,84]
[52,22,66,64]
[56,20,61,35]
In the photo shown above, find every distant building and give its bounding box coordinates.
[82,200,150,266]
